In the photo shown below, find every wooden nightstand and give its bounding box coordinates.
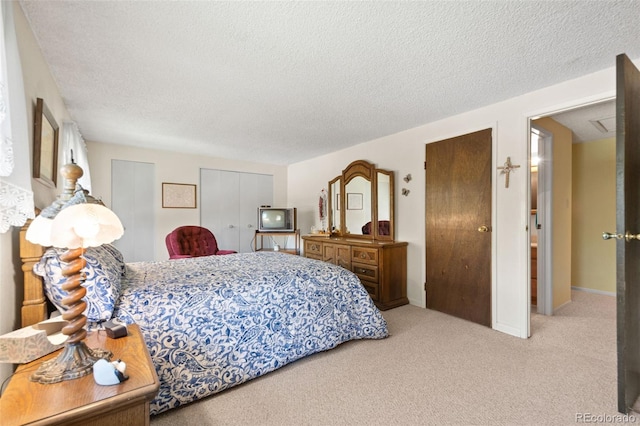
[0,324,159,426]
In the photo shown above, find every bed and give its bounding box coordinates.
[19,224,388,415]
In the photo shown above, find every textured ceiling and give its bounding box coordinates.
[18,1,640,165]
[551,100,616,143]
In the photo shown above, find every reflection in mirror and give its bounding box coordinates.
[329,176,341,233]
[345,176,371,235]
[377,172,391,236]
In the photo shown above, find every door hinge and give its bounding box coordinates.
[424,282,427,291]
[424,161,427,170]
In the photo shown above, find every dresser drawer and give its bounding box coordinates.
[352,247,379,265]
[359,280,379,301]
[305,240,322,256]
[352,263,379,283]
[335,245,351,270]
[321,243,351,269]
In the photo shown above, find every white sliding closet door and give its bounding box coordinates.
[111,160,155,262]
[201,170,239,252]
[200,169,273,253]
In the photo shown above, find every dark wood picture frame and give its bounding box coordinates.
[162,183,197,208]
[32,98,59,188]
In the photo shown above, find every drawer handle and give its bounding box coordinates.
[360,253,366,259]
[358,268,368,273]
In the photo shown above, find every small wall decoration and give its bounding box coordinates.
[162,183,197,208]
[32,98,59,188]
[497,156,521,188]
[347,193,363,210]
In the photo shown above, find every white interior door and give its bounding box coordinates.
[531,126,553,316]
[201,169,240,252]
[111,159,155,262]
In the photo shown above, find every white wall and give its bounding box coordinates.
[289,64,624,338]
[87,141,288,261]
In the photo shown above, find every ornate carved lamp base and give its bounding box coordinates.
[30,246,112,384]
[30,342,112,384]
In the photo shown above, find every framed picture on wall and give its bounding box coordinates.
[162,183,197,208]
[32,98,59,188]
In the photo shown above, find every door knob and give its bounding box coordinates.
[603,231,640,242]
[625,232,640,241]
[478,225,490,233]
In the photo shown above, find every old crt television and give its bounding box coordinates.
[258,207,297,232]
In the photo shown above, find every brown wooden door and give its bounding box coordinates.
[425,128,492,326]
[615,53,640,414]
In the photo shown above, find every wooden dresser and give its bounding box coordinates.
[302,235,408,310]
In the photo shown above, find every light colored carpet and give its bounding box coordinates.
[151,290,637,425]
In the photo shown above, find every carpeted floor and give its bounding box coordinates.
[150,290,637,425]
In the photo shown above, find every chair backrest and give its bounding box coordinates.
[165,226,221,259]
[361,220,390,236]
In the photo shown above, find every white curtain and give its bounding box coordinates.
[61,121,92,192]
[0,1,34,233]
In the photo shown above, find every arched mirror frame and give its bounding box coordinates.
[329,160,395,241]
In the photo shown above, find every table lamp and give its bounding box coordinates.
[25,162,124,383]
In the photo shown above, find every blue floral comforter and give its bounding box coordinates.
[110,252,388,415]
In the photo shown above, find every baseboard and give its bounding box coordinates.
[553,299,572,313]
[493,322,525,339]
[408,297,425,309]
[550,287,615,314]
[571,286,616,297]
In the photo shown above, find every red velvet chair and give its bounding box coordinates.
[165,226,236,259]
[361,220,390,236]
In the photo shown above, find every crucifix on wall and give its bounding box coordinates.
[497,156,520,188]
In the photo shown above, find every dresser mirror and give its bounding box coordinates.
[344,175,370,236]
[328,176,341,233]
[376,170,393,239]
[328,160,394,241]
